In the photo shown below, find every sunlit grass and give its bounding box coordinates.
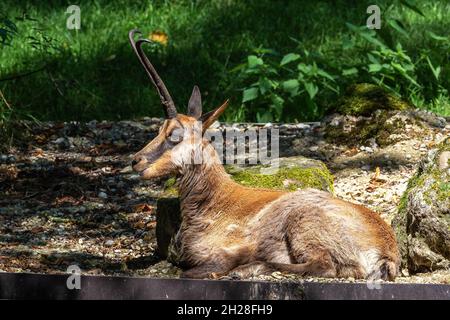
[0,0,449,122]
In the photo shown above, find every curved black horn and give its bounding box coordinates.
[129,29,177,118]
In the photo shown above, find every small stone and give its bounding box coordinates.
[7,155,16,163]
[98,192,108,199]
[296,123,310,130]
[104,240,114,247]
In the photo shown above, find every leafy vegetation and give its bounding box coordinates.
[235,1,450,121]
[0,0,449,125]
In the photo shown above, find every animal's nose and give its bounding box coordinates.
[132,155,146,169]
[131,159,138,167]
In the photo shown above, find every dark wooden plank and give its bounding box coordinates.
[0,272,449,300]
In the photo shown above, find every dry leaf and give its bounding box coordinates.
[146,221,157,229]
[134,203,154,213]
[134,221,146,229]
[366,167,385,192]
[374,167,380,180]
[149,31,168,46]
[343,147,359,156]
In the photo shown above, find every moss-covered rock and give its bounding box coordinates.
[163,156,334,196]
[324,109,428,147]
[226,156,334,193]
[392,137,450,273]
[156,156,334,261]
[334,83,410,116]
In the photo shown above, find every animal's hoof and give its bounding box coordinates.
[228,272,243,280]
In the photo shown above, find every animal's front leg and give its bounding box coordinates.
[180,263,232,279]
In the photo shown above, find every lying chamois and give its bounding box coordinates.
[129,29,400,280]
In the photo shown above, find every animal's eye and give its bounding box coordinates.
[169,128,184,144]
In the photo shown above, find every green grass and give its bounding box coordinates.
[0,0,449,122]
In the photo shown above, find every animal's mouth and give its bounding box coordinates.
[133,164,155,180]
[132,152,160,174]
[132,159,151,175]
[139,167,152,178]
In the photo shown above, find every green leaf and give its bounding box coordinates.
[229,63,246,73]
[258,77,272,95]
[368,63,383,73]
[317,69,335,81]
[297,63,311,74]
[271,94,284,108]
[342,67,358,76]
[303,82,318,99]
[280,53,300,66]
[345,22,365,33]
[282,79,300,95]
[242,87,259,103]
[247,55,263,68]
[270,94,284,119]
[399,0,425,17]
[360,32,386,48]
[342,38,354,50]
[367,53,380,64]
[323,82,340,94]
[388,19,409,38]
[391,63,420,86]
[427,31,448,42]
[391,62,406,73]
[426,56,441,80]
[256,111,273,123]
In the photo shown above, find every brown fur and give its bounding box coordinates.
[131,114,400,281]
[127,39,399,280]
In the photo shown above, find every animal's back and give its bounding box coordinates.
[251,188,400,280]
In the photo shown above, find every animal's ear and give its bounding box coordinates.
[187,85,202,119]
[200,99,229,133]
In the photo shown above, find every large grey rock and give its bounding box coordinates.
[155,156,334,262]
[393,137,450,273]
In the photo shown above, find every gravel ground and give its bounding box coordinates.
[0,110,449,284]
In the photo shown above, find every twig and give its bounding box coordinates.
[0,89,12,109]
[46,70,65,98]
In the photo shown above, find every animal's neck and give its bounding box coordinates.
[178,145,236,220]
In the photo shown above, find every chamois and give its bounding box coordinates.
[129,29,400,280]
